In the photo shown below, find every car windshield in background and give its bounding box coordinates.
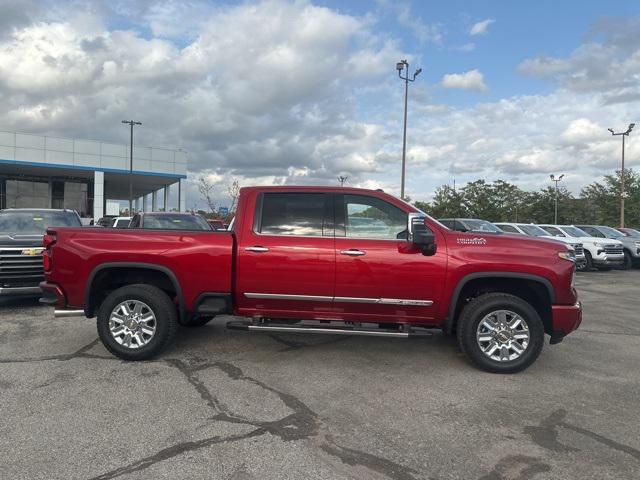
[520,224,549,237]
[0,211,81,235]
[464,220,502,233]
[563,226,589,237]
[597,226,624,238]
[142,214,211,230]
[624,229,640,238]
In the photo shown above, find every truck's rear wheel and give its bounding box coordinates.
[457,293,544,373]
[97,284,178,361]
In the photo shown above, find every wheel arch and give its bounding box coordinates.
[84,262,185,321]
[444,272,554,336]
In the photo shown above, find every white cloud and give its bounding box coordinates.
[376,0,442,44]
[518,18,640,103]
[469,18,494,36]
[0,2,638,209]
[441,69,488,91]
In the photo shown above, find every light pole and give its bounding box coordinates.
[337,175,349,187]
[550,174,564,224]
[608,123,635,228]
[122,120,142,214]
[396,59,421,200]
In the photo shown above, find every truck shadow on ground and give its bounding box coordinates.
[0,296,41,309]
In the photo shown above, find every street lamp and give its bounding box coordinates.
[396,59,421,200]
[608,123,635,228]
[550,174,564,224]
[337,175,349,187]
[122,120,142,214]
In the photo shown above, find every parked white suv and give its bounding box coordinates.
[495,222,587,270]
[538,224,624,270]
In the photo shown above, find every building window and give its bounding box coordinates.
[52,181,64,209]
[63,182,88,216]
[5,180,50,208]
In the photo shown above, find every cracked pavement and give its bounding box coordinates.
[1,271,639,479]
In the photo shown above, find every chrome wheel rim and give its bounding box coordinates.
[476,310,530,362]
[109,300,156,349]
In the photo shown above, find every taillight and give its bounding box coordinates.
[43,234,56,249]
[43,233,56,272]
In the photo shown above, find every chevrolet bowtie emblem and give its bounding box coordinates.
[21,248,43,256]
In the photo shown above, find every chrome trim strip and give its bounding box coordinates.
[335,297,434,306]
[244,293,333,302]
[244,292,432,306]
[54,309,86,318]
[246,324,410,338]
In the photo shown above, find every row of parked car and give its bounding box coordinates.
[438,218,640,271]
[96,213,229,230]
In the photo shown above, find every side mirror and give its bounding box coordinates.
[408,213,437,256]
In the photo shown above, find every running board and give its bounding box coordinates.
[226,321,422,338]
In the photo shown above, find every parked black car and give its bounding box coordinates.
[0,209,82,297]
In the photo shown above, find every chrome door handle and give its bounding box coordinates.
[340,249,365,256]
[245,246,269,253]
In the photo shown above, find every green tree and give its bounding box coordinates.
[426,184,466,218]
[581,169,640,226]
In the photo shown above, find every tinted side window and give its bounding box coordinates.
[258,193,327,236]
[344,194,407,239]
[542,226,562,236]
[581,227,603,238]
[499,225,519,234]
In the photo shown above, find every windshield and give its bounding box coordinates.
[623,228,640,238]
[562,226,589,237]
[463,219,502,233]
[0,210,81,235]
[141,214,212,230]
[597,226,624,238]
[520,224,549,237]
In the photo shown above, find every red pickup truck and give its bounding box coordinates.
[41,186,582,373]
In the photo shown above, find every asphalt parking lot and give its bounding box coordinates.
[1,271,639,480]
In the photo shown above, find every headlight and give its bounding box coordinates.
[558,250,575,262]
[635,241,640,248]
[593,241,606,248]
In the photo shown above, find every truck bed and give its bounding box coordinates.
[45,228,234,311]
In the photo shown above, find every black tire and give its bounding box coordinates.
[457,293,544,374]
[97,284,178,361]
[623,250,633,270]
[584,251,594,271]
[180,315,214,328]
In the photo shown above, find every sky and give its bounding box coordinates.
[0,0,639,209]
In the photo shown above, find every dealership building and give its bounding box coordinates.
[0,130,187,220]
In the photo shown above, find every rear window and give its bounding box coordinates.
[140,214,212,230]
[0,211,81,235]
[257,193,327,236]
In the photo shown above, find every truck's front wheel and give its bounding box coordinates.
[97,284,178,361]
[457,293,544,373]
